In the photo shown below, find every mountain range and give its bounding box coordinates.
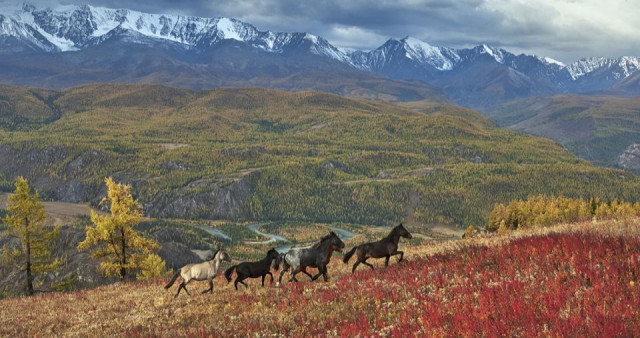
[1,3,639,109]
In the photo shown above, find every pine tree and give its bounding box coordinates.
[1,177,60,296]
[77,178,161,280]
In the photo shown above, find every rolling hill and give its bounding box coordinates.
[1,83,639,228]
[488,95,640,167]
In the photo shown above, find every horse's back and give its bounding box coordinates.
[283,247,310,267]
[362,241,392,259]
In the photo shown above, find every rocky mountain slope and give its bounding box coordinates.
[488,95,640,167]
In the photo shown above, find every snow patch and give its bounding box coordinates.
[541,56,565,67]
[216,18,241,41]
[402,36,457,70]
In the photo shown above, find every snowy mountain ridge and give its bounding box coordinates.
[1,2,639,105]
[2,2,639,81]
[0,2,349,61]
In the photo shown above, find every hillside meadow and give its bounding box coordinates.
[1,217,638,336]
[1,84,639,228]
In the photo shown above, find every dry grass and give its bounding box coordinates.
[1,217,638,337]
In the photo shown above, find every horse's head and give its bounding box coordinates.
[216,249,232,263]
[266,248,279,260]
[267,248,280,270]
[396,223,413,239]
[326,231,345,252]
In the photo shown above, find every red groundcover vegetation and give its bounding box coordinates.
[1,221,639,336]
[215,232,640,337]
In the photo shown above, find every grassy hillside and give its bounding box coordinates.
[1,218,638,336]
[488,95,640,167]
[1,84,640,227]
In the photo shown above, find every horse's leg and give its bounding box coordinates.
[322,265,329,282]
[311,265,327,281]
[385,255,390,268]
[267,272,274,284]
[311,271,322,281]
[202,279,213,294]
[351,260,361,273]
[261,274,266,286]
[391,250,404,262]
[362,258,375,270]
[290,267,301,282]
[278,262,290,284]
[183,284,191,296]
[234,278,240,291]
[239,279,249,289]
[174,282,184,298]
[300,266,314,280]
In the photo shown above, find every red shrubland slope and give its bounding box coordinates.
[1,219,639,337]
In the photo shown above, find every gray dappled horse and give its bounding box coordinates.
[277,231,345,285]
[165,248,232,298]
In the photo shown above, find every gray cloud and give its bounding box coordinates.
[3,0,639,63]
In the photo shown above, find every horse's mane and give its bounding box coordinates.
[312,231,337,249]
[210,248,221,261]
[385,224,404,240]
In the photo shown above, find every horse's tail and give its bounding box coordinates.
[343,246,358,263]
[165,271,180,289]
[224,265,237,282]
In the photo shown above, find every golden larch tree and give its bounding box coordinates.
[78,177,161,280]
[2,177,60,296]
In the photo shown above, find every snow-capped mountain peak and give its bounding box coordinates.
[400,36,459,70]
[0,2,351,62]
[567,56,640,80]
[1,2,639,95]
[475,44,505,64]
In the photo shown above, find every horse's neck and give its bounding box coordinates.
[210,255,221,270]
[384,230,401,245]
[261,256,273,265]
[316,241,337,262]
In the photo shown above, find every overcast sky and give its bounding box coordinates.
[4,0,640,63]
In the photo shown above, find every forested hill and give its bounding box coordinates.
[0,84,639,227]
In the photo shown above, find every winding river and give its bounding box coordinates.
[196,223,356,253]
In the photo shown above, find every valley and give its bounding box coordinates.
[2,84,638,229]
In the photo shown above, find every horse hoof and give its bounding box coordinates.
[275,282,280,287]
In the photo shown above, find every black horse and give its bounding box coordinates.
[343,224,412,273]
[224,248,280,290]
[277,231,345,284]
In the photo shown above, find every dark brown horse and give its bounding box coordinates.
[224,248,280,290]
[343,224,412,273]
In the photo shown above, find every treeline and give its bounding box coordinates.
[1,177,167,297]
[487,195,640,231]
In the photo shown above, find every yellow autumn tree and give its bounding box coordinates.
[136,253,168,280]
[1,177,60,296]
[77,178,162,280]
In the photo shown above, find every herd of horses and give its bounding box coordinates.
[165,224,413,298]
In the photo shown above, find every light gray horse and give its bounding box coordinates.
[165,248,232,298]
